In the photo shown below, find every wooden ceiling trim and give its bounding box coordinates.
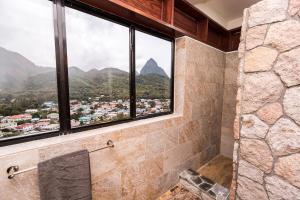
[74,0,241,51]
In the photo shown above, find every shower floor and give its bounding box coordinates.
[157,185,200,200]
[158,155,232,200]
[197,155,232,188]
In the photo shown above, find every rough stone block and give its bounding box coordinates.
[264,20,300,51]
[265,175,300,200]
[274,48,300,87]
[283,87,300,126]
[244,47,278,72]
[237,176,268,200]
[274,153,300,188]
[240,114,269,139]
[240,139,273,173]
[289,0,300,16]
[256,103,283,125]
[248,0,288,27]
[246,25,268,50]
[266,118,300,156]
[242,72,284,113]
[238,160,264,184]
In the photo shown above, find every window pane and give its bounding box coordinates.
[65,7,130,128]
[0,0,59,139]
[135,31,172,117]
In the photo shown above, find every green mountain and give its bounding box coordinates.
[0,47,170,103]
[69,67,131,100]
[0,46,53,92]
[140,58,169,77]
[68,66,170,100]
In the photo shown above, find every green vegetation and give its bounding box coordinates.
[0,45,171,117]
[148,100,156,108]
[0,92,58,117]
[0,70,170,117]
[1,131,21,138]
[136,74,170,99]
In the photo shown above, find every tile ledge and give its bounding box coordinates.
[0,113,183,157]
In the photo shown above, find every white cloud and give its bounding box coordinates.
[65,7,129,72]
[136,31,172,77]
[0,0,172,76]
[0,0,56,67]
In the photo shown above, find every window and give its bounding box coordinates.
[0,0,174,145]
[0,0,59,139]
[135,31,172,117]
[65,7,130,128]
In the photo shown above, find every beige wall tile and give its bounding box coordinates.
[0,37,227,200]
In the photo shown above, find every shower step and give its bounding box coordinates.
[179,169,229,200]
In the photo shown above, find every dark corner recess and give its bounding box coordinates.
[75,0,241,52]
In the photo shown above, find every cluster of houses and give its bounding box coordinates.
[70,99,130,127]
[0,101,59,138]
[0,98,171,137]
[136,99,171,117]
[69,98,171,126]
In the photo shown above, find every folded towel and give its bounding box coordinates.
[38,150,92,200]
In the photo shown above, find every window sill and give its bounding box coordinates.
[0,113,182,157]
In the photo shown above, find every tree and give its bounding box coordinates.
[2,131,20,138]
[71,113,81,121]
[148,101,156,108]
[116,113,125,120]
[32,113,40,118]
[17,120,25,125]
[40,111,48,119]
[116,103,124,109]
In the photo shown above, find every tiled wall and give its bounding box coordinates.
[220,52,239,158]
[0,36,227,200]
[231,0,300,199]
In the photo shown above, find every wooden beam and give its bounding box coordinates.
[197,18,208,42]
[162,0,174,24]
[74,0,241,51]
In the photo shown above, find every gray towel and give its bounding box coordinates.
[38,150,92,200]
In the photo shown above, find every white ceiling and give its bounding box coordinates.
[187,0,261,30]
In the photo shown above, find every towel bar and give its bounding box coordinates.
[6,140,114,179]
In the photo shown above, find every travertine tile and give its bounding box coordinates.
[164,141,194,173]
[92,170,122,200]
[0,36,226,200]
[0,169,40,200]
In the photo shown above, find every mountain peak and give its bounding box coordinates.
[69,66,82,71]
[140,58,168,77]
[99,67,127,74]
[147,58,156,64]
[69,66,85,74]
[87,68,98,73]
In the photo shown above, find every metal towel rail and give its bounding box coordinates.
[6,140,114,179]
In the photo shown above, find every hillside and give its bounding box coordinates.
[0,46,54,92]
[0,47,170,102]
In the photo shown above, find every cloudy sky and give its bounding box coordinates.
[0,0,56,67]
[0,0,172,76]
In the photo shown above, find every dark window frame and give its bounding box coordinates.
[0,0,175,147]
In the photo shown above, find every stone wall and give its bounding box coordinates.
[0,37,226,200]
[231,0,300,199]
[220,52,239,158]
